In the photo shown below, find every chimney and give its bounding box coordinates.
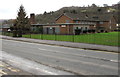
[30,13,36,24]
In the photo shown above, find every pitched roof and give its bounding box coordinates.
[57,13,114,22]
[1,24,10,28]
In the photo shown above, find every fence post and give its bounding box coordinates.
[39,33,41,39]
[55,34,56,41]
[9,31,10,36]
[5,31,6,36]
[30,31,31,38]
[73,34,74,42]
[41,34,43,40]
[3,31,5,35]
[3,31,4,35]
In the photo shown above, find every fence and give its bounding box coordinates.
[2,31,119,46]
[2,31,13,36]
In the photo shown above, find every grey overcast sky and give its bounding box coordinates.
[0,0,119,19]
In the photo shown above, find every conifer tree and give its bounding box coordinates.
[12,5,30,37]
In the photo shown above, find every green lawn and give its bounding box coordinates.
[2,32,13,36]
[22,32,119,46]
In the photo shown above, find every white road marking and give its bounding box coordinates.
[37,49,118,70]
[3,40,118,63]
[0,70,7,75]
[38,48,118,63]
[1,51,74,75]
[110,60,119,63]
[7,67,20,72]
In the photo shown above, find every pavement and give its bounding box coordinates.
[1,35,119,53]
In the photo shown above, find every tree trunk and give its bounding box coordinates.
[13,30,17,37]
[18,30,22,37]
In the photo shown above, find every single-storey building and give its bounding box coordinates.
[32,23,95,35]
[31,13,117,35]
[0,24,10,32]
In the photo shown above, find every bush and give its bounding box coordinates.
[88,29,92,33]
[83,30,87,34]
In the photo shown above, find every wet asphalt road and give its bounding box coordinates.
[2,39,118,75]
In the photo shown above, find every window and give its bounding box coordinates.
[75,27,78,29]
[61,25,66,27]
[110,26,111,29]
[81,22,83,24]
[81,27,83,30]
[75,27,80,29]
[81,21,85,24]
[65,20,70,23]
[50,27,52,29]
[85,27,88,30]
[100,22,103,24]
[84,22,87,24]
[110,20,112,24]
[93,16,98,19]
[75,21,79,23]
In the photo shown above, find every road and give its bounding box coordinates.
[0,60,33,76]
[2,39,119,75]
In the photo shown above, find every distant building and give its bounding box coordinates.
[31,12,117,35]
[1,24,10,32]
[0,19,15,32]
[103,4,108,7]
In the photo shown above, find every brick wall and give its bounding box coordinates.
[56,15,73,23]
[30,13,36,24]
[56,15,74,34]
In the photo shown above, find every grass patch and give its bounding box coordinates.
[2,32,13,36]
[22,32,119,46]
